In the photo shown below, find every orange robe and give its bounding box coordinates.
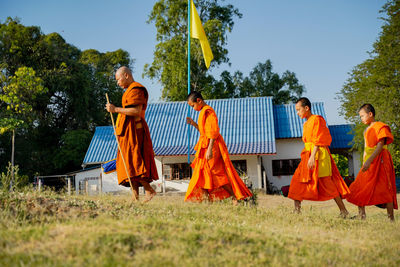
[288,115,350,201]
[347,122,398,209]
[184,105,252,202]
[115,82,158,186]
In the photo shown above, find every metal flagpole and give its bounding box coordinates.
[187,0,191,164]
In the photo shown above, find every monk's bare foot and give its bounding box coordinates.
[143,192,156,203]
[388,214,395,221]
[339,210,349,219]
[131,193,139,202]
[292,209,301,214]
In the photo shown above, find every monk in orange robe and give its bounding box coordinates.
[346,104,397,221]
[185,91,252,204]
[106,66,158,202]
[288,97,350,216]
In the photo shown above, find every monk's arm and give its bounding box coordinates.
[206,139,215,160]
[307,145,319,169]
[362,139,386,171]
[106,104,142,117]
[186,117,199,131]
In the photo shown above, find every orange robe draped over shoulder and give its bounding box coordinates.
[347,122,398,209]
[184,105,252,202]
[115,82,158,186]
[288,115,350,201]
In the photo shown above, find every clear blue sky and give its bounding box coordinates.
[0,0,384,124]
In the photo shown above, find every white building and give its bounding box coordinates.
[76,97,359,194]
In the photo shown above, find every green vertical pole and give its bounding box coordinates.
[187,0,191,164]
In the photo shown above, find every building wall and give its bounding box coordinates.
[261,139,362,190]
[230,154,260,188]
[155,154,260,188]
[262,139,304,190]
[74,168,162,194]
[78,140,358,193]
[351,150,362,176]
[74,168,102,194]
[101,171,131,193]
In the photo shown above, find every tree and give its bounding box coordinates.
[144,0,242,100]
[203,60,305,104]
[338,0,400,175]
[79,48,133,128]
[332,154,349,177]
[0,66,47,186]
[53,130,93,170]
[0,18,133,177]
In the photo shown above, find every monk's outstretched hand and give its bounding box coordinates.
[186,117,199,131]
[186,117,194,125]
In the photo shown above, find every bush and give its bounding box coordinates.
[0,162,29,191]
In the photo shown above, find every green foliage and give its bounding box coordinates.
[53,130,93,170]
[392,149,400,177]
[0,162,29,191]
[205,60,305,104]
[0,17,132,176]
[338,0,400,175]
[0,118,24,134]
[145,1,304,104]
[0,66,46,134]
[79,48,132,126]
[331,154,349,177]
[144,0,242,100]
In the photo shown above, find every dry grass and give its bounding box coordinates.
[1,189,399,267]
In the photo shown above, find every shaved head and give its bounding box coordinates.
[115,66,134,88]
[116,66,132,76]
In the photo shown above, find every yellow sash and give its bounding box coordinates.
[363,145,388,164]
[115,114,121,129]
[305,142,332,177]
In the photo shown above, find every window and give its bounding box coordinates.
[272,159,300,176]
[163,163,192,180]
[163,160,247,180]
[232,160,247,176]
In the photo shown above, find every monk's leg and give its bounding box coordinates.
[131,180,140,201]
[294,200,301,213]
[358,206,366,220]
[333,196,349,218]
[141,181,156,203]
[222,184,238,206]
[386,202,394,221]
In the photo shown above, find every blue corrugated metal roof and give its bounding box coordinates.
[82,126,118,164]
[329,124,354,149]
[83,97,276,164]
[273,103,327,138]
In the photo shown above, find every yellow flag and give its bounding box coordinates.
[190,0,214,68]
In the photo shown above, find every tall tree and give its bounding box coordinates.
[79,48,132,128]
[204,60,305,104]
[338,0,400,174]
[144,0,242,100]
[0,67,47,184]
[0,18,132,176]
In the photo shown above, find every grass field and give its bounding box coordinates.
[1,189,399,267]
